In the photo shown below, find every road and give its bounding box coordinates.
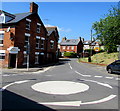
[1,58,120,111]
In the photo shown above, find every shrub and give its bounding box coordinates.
[64,52,77,58]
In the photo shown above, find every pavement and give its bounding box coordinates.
[1,62,58,74]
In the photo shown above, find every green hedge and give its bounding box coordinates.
[64,52,77,58]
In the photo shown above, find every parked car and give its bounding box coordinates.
[106,60,120,74]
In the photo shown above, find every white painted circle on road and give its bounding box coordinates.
[31,81,89,95]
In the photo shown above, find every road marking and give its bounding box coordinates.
[75,71,83,76]
[94,76,103,78]
[116,78,120,81]
[82,75,91,77]
[68,63,73,69]
[39,94,116,106]
[79,79,113,89]
[105,77,114,79]
[81,94,116,105]
[31,81,89,95]
[39,101,82,107]
[75,71,91,77]
[0,80,30,91]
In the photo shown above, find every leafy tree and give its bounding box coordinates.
[92,4,120,53]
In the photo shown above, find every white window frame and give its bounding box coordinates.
[24,33,30,48]
[37,23,41,33]
[35,52,39,64]
[36,36,40,49]
[0,31,4,47]
[23,51,27,65]
[40,37,45,50]
[50,40,54,49]
[26,18,31,30]
[0,50,5,60]
[71,46,74,50]
[62,46,66,50]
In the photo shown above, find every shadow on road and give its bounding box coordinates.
[2,89,56,111]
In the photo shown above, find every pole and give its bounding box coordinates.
[90,29,93,56]
[27,37,30,71]
[119,45,120,60]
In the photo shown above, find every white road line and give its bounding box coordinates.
[94,76,103,78]
[81,94,116,105]
[39,101,82,107]
[0,80,30,91]
[105,77,114,79]
[68,63,73,69]
[39,94,116,106]
[81,79,113,89]
[75,71,83,76]
[82,75,91,77]
[75,71,91,77]
[116,78,120,81]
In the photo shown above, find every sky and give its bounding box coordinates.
[1,2,119,42]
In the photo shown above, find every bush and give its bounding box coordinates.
[64,52,77,58]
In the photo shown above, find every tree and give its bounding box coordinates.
[92,4,120,53]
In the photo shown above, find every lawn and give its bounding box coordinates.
[79,52,119,65]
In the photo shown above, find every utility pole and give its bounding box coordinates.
[88,29,93,62]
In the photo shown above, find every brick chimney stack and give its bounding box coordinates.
[30,2,38,13]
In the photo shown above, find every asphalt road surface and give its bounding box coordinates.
[1,58,120,111]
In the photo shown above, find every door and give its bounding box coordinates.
[9,54,16,68]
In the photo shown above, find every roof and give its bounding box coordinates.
[7,12,32,24]
[0,10,32,24]
[60,39,80,46]
[46,27,57,36]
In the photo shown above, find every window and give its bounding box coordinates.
[24,33,30,48]
[67,46,70,50]
[26,18,31,30]
[0,50,5,60]
[36,36,40,49]
[0,32,4,46]
[35,52,39,64]
[62,46,66,50]
[71,46,74,50]
[50,40,54,49]
[37,23,41,33]
[23,51,27,65]
[40,37,45,49]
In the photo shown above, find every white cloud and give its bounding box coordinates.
[45,24,72,33]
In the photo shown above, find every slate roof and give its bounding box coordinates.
[46,27,57,36]
[7,12,32,24]
[60,39,80,46]
[0,10,32,24]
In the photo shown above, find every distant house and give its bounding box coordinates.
[91,41,104,52]
[83,40,91,50]
[46,26,59,63]
[60,37,83,56]
[0,2,59,68]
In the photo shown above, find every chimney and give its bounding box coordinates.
[62,37,67,41]
[30,2,38,13]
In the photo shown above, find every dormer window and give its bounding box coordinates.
[26,18,31,30]
[0,13,5,23]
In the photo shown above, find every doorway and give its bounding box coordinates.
[9,54,16,68]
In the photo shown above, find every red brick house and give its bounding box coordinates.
[60,37,83,56]
[0,2,59,68]
[46,27,59,63]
